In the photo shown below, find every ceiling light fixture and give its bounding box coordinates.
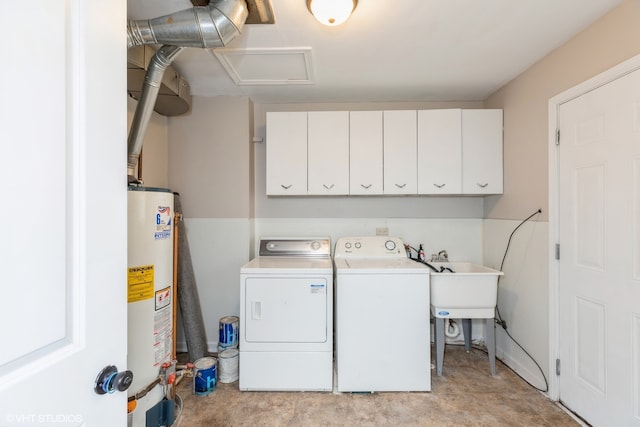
[306,0,357,26]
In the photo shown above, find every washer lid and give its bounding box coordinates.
[334,257,429,274]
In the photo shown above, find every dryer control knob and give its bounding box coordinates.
[385,240,396,251]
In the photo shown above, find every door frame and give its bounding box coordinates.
[548,53,640,401]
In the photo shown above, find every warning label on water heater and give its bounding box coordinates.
[154,304,172,366]
[154,206,172,240]
[155,286,171,311]
[127,265,154,303]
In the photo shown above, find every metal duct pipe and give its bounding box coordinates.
[128,45,184,182]
[127,0,248,49]
[126,0,249,183]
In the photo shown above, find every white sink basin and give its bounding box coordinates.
[429,262,503,318]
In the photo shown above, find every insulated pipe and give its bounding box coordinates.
[174,194,209,362]
[127,45,184,182]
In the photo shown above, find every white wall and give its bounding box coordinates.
[483,218,548,390]
[177,218,251,351]
[254,218,483,263]
[174,216,486,351]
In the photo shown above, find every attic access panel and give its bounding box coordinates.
[212,47,314,85]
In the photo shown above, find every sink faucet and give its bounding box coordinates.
[430,250,449,262]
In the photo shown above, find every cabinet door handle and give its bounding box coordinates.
[434,183,446,189]
[281,184,292,190]
[323,184,334,190]
[360,184,372,189]
[477,183,489,188]
[395,183,406,189]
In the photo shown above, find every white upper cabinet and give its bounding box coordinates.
[307,111,350,195]
[265,109,502,197]
[266,112,307,195]
[417,109,462,194]
[462,109,503,194]
[383,110,418,194]
[349,111,383,195]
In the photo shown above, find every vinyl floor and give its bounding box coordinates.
[174,345,580,427]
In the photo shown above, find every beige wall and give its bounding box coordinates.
[167,96,253,218]
[167,96,254,350]
[480,0,640,386]
[484,0,640,221]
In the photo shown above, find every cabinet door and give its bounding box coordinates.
[383,110,417,194]
[266,112,307,195]
[349,111,383,195]
[417,109,462,194]
[462,109,503,194]
[308,111,349,195]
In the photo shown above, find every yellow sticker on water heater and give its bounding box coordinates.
[128,265,154,303]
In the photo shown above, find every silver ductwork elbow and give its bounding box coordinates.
[127,0,249,48]
[127,0,249,183]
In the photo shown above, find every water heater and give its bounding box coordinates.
[127,186,174,426]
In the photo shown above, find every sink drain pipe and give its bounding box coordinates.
[445,319,461,338]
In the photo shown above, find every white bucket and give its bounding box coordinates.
[218,348,239,383]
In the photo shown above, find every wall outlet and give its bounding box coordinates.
[376,227,389,236]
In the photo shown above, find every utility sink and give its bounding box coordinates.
[429,262,504,319]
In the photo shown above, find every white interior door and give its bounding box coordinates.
[557,66,640,425]
[0,1,127,425]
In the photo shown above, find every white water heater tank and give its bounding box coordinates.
[127,187,174,426]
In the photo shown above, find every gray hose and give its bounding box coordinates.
[174,193,209,361]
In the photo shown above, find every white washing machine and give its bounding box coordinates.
[239,238,333,391]
[334,236,431,392]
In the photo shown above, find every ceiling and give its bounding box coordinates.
[127,0,623,104]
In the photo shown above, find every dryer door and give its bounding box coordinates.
[244,277,328,343]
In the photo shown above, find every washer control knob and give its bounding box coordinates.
[345,242,352,249]
[354,242,361,249]
[385,240,396,251]
[310,241,321,251]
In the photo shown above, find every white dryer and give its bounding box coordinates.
[334,236,431,392]
[239,238,333,391]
